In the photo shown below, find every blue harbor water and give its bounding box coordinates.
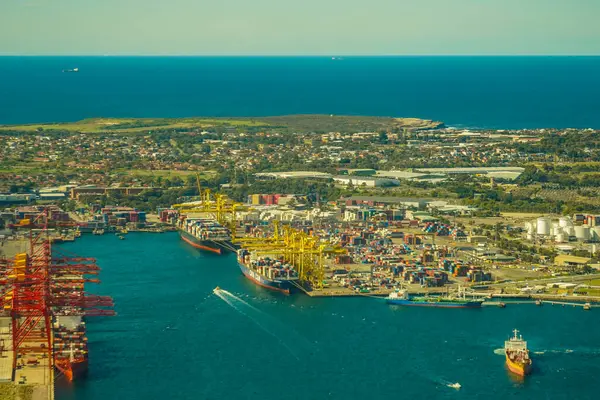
[1,56,600,129]
[55,233,600,400]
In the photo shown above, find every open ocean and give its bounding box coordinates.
[54,233,600,400]
[1,56,600,128]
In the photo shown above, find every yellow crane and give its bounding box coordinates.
[171,175,251,238]
[242,222,346,289]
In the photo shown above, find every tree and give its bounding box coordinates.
[378,131,388,144]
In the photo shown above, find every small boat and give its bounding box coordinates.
[583,303,591,310]
[505,329,532,376]
[448,383,461,390]
[62,68,79,73]
[117,235,125,240]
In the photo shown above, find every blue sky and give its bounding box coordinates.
[1,0,599,55]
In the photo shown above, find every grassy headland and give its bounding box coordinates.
[0,115,443,134]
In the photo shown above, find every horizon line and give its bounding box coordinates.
[1,54,600,57]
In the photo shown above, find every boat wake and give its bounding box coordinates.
[434,378,462,390]
[533,348,582,355]
[494,348,505,355]
[213,287,302,360]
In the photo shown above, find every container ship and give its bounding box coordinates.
[53,316,88,381]
[237,249,299,294]
[177,216,234,255]
[505,329,532,376]
[386,288,483,308]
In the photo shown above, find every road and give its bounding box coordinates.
[484,272,600,288]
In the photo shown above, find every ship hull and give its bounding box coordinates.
[55,357,88,381]
[72,358,89,379]
[238,262,295,294]
[179,231,232,255]
[386,299,483,308]
[505,354,532,376]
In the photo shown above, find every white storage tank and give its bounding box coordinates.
[536,217,551,236]
[559,217,573,229]
[555,233,566,243]
[594,226,600,241]
[574,226,591,241]
[524,222,533,235]
[526,233,533,241]
[564,226,575,236]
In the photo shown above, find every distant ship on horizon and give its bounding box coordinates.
[62,68,79,73]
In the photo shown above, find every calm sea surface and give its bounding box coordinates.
[1,56,600,128]
[54,233,600,400]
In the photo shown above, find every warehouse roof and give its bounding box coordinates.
[554,255,592,265]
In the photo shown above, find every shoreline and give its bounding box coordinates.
[48,232,600,305]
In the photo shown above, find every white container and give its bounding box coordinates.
[559,217,573,229]
[574,226,590,241]
[536,217,551,236]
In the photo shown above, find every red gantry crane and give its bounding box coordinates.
[1,207,115,383]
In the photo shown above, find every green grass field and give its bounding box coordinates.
[0,117,268,133]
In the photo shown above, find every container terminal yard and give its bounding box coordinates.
[157,189,600,303]
[1,193,599,398]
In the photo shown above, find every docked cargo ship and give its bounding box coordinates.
[237,249,299,294]
[53,316,88,381]
[386,288,483,308]
[505,329,532,376]
[177,217,234,255]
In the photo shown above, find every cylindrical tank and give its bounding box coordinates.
[524,222,533,234]
[564,226,575,236]
[593,227,600,241]
[526,233,533,241]
[555,233,566,243]
[559,217,573,229]
[574,226,591,241]
[536,217,551,236]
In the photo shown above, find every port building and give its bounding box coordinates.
[341,196,428,209]
[554,255,592,268]
[69,185,153,200]
[332,176,399,187]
